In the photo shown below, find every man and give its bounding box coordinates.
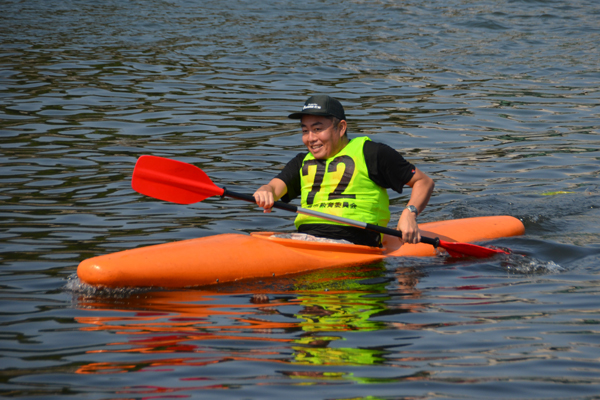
[253,95,434,247]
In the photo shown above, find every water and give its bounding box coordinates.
[1,0,599,398]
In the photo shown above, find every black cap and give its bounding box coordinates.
[288,95,346,121]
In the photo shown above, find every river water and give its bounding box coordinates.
[1,0,600,398]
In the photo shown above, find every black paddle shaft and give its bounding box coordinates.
[222,189,440,248]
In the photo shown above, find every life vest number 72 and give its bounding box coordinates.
[302,155,357,206]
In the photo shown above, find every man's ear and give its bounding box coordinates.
[338,120,347,137]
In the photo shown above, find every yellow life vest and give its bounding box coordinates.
[295,136,390,229]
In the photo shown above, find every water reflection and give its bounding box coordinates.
[72,265,424,377]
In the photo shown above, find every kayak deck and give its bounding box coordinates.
[77,216,525,288]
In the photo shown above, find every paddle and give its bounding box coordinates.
[131,155,510,258]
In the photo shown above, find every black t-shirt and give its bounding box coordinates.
[275,139,416,247]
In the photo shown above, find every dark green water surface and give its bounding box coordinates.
[1,0,599,398]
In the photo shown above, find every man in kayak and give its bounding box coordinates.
[253,95,434,247]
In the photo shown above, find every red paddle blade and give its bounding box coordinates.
[132,155,224,204]
[439,240,510,258]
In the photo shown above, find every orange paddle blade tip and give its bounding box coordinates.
[132,155,224,204]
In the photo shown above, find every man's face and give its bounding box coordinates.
[300,115,347,160]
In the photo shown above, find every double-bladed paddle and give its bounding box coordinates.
[131,155,510,258]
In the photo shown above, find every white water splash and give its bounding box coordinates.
[501,254,564,275]
[64,273,152,297]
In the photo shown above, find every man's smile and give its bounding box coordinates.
[300,115,347,160]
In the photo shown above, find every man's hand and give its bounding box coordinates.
[398,168,434,243]
[253,185,276,213]
[253,178,287,213]
[398,208,421,244]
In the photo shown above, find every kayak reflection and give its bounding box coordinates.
[73,264,425,377]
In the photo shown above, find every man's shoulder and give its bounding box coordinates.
[363,139,399,159]
[288,152,308,166]
[279,152,307,178]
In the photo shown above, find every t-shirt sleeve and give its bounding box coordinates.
[274,152,306,202]
[363,140,415,194]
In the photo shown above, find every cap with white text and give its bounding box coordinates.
[288,95,346,121]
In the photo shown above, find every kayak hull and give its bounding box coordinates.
[77,216,525,288]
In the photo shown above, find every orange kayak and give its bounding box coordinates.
[77,216,525,288]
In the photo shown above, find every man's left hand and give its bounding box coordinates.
[397,209,421,244]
